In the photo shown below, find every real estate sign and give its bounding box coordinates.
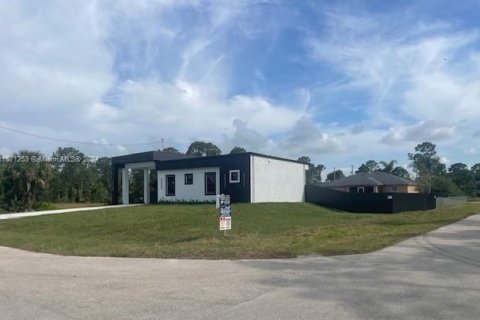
[218,194,232,231]
[219,216,232,231]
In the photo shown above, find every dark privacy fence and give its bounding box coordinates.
[305,185,436,213]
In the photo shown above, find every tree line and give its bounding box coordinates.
[0,147,112,212]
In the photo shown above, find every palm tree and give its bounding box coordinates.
[379,160,397,174]
[2,150,50,212]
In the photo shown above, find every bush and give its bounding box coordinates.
[432,176,464,197]
[33,202,56,211]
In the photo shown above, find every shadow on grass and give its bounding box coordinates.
[172,236,202,244]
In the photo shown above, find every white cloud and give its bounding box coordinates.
[221,119,274,153]
[302,8,480,169]
[0,1,114,129]
[351,125,366,134]
[381,120,456,144]
[464,147,477,155]
[280,116,345,156]
[305,11,480,127]
[403,69,480,123]
[440,156,450,165]
[0,0,305,157]
[87,102,120,123]
[114,79,302,141]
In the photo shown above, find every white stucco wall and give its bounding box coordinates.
[157,167,220,202]
[250,155,307,203]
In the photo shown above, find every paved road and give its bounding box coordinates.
[1,215,479,320]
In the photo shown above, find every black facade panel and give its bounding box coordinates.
[218,154,251,203]
[305,185,436,213]
[111,163,123,205]
[150,189,158,203]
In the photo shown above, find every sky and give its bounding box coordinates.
[1,0,479,174]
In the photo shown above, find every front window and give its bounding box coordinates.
[205,172,216,195]
[229,170,240,183]
[185,173,193,185]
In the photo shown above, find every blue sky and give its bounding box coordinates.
[1,0,480,174]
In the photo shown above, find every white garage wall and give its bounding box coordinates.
[157,167,220,202]
[250,155,307,203]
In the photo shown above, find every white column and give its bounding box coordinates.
[143,169,150,204]
[122,168,129,205]
[157,171,161,202]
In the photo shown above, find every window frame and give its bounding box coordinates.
[229,169,240,183]
[204,172,216,195]
[184,173,193,185]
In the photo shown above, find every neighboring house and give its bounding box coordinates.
[321,172,418,194]
[306,172,433,213]
[111,151,308,204]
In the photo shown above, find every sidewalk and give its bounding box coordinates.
[0,204,141,220]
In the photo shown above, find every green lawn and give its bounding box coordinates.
[0,202,479,259]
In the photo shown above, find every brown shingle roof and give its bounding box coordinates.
[321,172,414,188]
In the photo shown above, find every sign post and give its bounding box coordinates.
[218,194,232,235]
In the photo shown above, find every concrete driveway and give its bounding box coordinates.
[1,214,479,320]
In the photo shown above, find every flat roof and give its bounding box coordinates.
[111,151,305,165]
[111,151,193,164]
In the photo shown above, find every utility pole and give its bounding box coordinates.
[161,138,164,151]
[333,167,336,181]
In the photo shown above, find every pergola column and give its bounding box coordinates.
[143,169,150,204]
[122,168,129,205]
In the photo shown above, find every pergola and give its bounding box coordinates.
[111,151,191,205]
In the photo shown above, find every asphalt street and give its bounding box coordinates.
[0,214,479,320]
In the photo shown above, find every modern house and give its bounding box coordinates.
[320,172,418,194]
[111,151,308,204]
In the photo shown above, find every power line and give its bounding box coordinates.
[0,125,162,147]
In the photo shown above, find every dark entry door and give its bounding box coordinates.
[205,172,216,195]
[166,175,175,196]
